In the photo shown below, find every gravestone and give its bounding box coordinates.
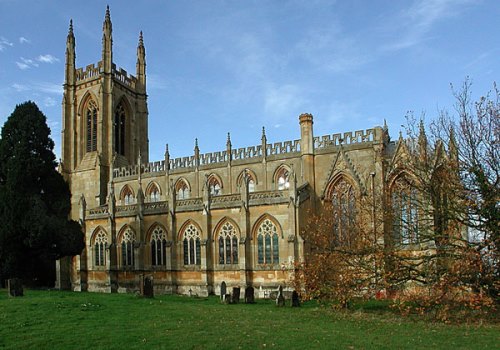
[7,278,23,297]
[276,285,285,307]
[140,275,154,298]
[291,290,301,307]
[244,286,255,304]
[220,281,227,302]
[231,287,240,304]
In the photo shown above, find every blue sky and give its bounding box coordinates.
[0,0,498,162]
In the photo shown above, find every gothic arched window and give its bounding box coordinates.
[150,225,167,267]
[93,230,107,267]
[208,175,222,196]
[275,167,290,190]
[182,223,201,265]
[120,228,136,268]
[237,169,257,193]
[86,99,98,152]
[176,179,190,200]
[392,176,420,245]
[257,218,279,264]
[114,102,126,156]
[217,221,238,265]
[146,182,161,202]
[329,177,356,247]
[120,185,134,205]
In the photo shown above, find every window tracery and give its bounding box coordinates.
[217,222,238,265]
[94,230,107,267]
[392,176,420,245]
[120,228,136,267]
[114,101,126,156]
[257,218,279,264]
[150,226,167,267]
[86,99,98,152]
[329,177,356,247]
[182,224,201,265]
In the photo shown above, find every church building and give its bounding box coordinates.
[57,8,429,296]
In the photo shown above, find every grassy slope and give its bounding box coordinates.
[0,290,498,349]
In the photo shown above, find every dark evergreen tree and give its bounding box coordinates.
[0,101,84,286]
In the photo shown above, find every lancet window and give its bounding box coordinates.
[329,177,356,247]
[94,230,107,267]
[276,167,290,190]
[176,180,190,200]
[86,99,98,152]
[257,218,279,264]
[150,226,167,267]
[217,222,238,265]
[392,176,420,245]
[182,224,201,265]
[146,182,161,202]
[114,102,126,156]
[120,228,136,267]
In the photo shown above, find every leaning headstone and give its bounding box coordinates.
[7,278,23,297]
[291,290,301,307]
[139,275,154,298]
[220,281,227,302]
[231,287,241,304]
[244,286,255,304]
[276,285,285,307]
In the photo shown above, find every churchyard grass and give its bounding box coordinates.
[0,289,498,349]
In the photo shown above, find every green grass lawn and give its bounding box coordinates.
[0,289,498,349]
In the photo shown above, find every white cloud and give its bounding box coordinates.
[0,36,13,51]
[11,83,29,92]
[19,36,30,44]
[37,54,59,64]
[16,57,39,70]
[34,82,62,95]
[382,0,474,51]
[264,84,307,117]
[43,97,56,107]
[295,23,369,73]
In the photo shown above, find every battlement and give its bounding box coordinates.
[112,64,137,89]
[314,129,375,149]
[75,62,102,82]
[112,128,379,179]
[75,62,137,89]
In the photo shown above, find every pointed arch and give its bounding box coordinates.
[91,226,108,267]
[119,184,135,205]
[117,224,136,267]
[175,177,191,200]
[273,165,291,190]
[114,96,132,156]
[79,92,99,153]
[147,223,168,267]
[236,168,257,192]
[389,171,420,245]
[214,217,240,265]
[207,173,223,196]
[252,214,282,265]
[325,174,357,247]
[145,181,161,202]
[179,220,202,265]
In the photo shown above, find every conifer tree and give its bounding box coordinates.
[0,101,84,286]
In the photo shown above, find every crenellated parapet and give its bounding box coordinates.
[314,128,375,149]
[112,64,137,89]
[267,139,301,156]
[111,127,380,179]
[74,61,137,90]
[75,61,103,82]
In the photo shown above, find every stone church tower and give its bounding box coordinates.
[57,7,148,289]
[61,6,148,214]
